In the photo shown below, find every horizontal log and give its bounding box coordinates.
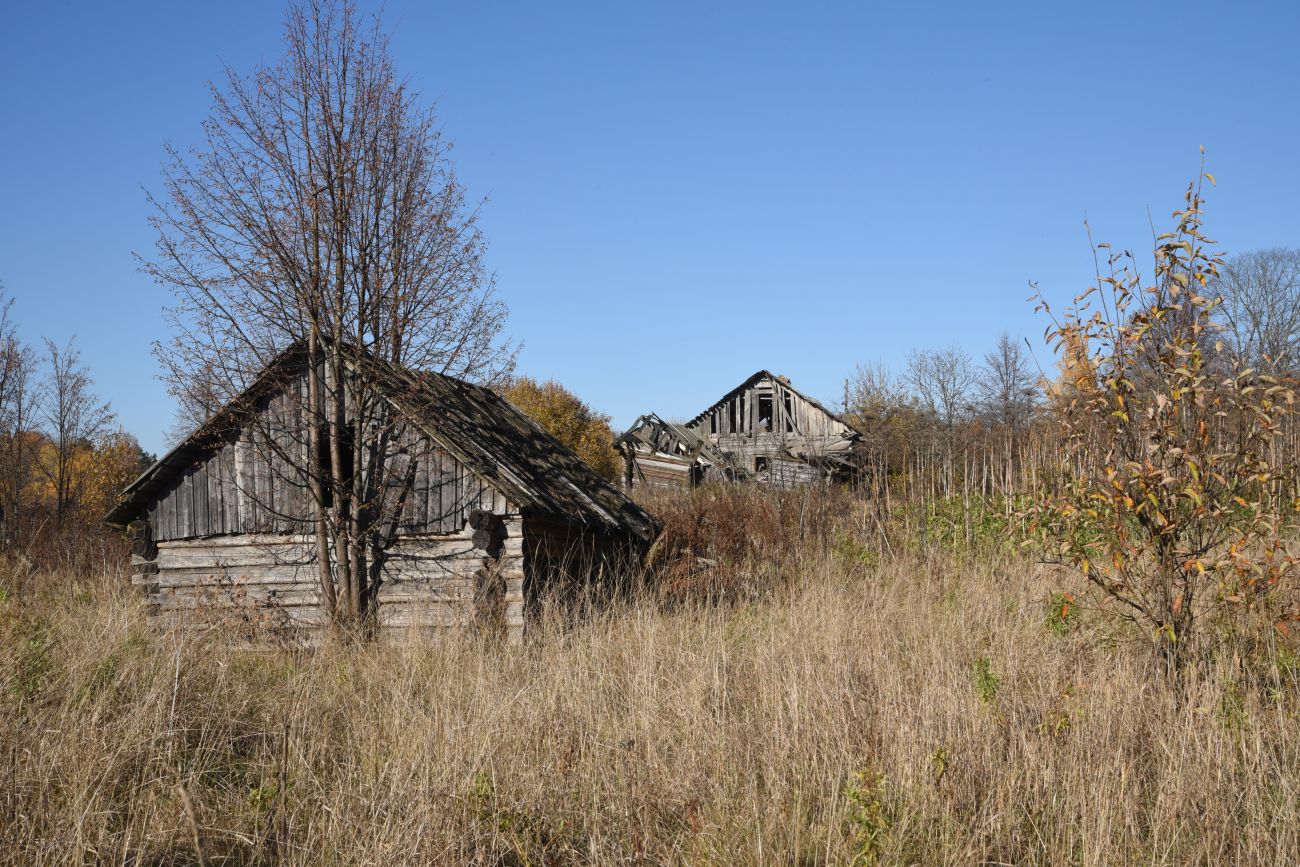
[154,569,319,588]
[377,609,471,628]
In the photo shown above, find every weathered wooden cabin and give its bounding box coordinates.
[105,346,657,641]
[617,371,861,490]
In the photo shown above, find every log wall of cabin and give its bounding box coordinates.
[132,513,528,642]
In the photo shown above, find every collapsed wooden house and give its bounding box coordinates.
[617,371,862,490]
[105,345,657,641]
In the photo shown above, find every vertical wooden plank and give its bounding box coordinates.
[245,440,255,533]
[161,487,173,541]
[401,430,417,533]
[214,453,225,535]
[272,391,289,533]
[231,440,243,533]
[174,472,185,539]
[428,446,442,533]
[455,458,467,528]
[207,454,221,536]
[224,444,235,534]
[246,432,260,532]
[254,415,272,532]
[156,496,169,542]
[467,464,479,524]
[194,460,210,537]
[154,496,164,542]
[234,434,248,533]
[449,451,463,532]
[269,395,281,530]
[188,469,198,538]
[413,441,429,532]
[171,479,181,540]
[429,441,444,530]
[177,470,192,539]
[297,395,310,531]
[436,449,453,533]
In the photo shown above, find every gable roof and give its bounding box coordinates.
[682,369,858,433]
[105,344,658,543]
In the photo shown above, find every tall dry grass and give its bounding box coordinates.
[1,492,1298,865]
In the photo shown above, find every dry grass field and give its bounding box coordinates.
[2,489,1298,865]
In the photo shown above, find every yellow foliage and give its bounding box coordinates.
[25,431,148,524]
[77,432,149,522]
[499,377,621,482]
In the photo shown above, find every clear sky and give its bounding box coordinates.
[2,1,1298,456]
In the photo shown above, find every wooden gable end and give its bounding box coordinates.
[147,370,510,542]
[684,374,852,441]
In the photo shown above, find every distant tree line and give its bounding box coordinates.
[0,284,152,566]
[839,246,1300,507]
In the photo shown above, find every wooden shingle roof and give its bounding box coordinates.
[106,343,658,543]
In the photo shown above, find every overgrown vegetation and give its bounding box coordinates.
[2,486,1297,864]
[0,284,150,571]
[0,2,1295,860]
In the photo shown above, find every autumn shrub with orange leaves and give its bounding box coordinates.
[499,376,621,481]
[1024,166,1300,680]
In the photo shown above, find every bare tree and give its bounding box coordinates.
[142,1,514,626]
[845,362,904,423]
[0,285,38,541]
[1212,247,1300,373]
[977,332,1038,432]
[904,346,976,429]
[38,337,115,532]
[843,361,918,496]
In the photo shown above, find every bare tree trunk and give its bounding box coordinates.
[306,329,336,618]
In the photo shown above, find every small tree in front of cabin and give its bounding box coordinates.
[144,1,514,630]
[1025,171,1298,681]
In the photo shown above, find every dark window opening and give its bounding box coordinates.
[758,394,773,432]
[315,423,355,508]
[755,455,769,473]
[710,412,716,435]
[689,462,705,487]
[783,392,795,432]
[728,398,737,434]
[316,425,333,507]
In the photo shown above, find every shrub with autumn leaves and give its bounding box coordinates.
[1024,168,1300,680]
[498,376,621,482]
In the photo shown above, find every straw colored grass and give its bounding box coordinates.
[1,538,1297,865]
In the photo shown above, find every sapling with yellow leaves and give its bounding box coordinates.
[1025,165,1298,680]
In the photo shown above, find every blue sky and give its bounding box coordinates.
[2,1,1298,456]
